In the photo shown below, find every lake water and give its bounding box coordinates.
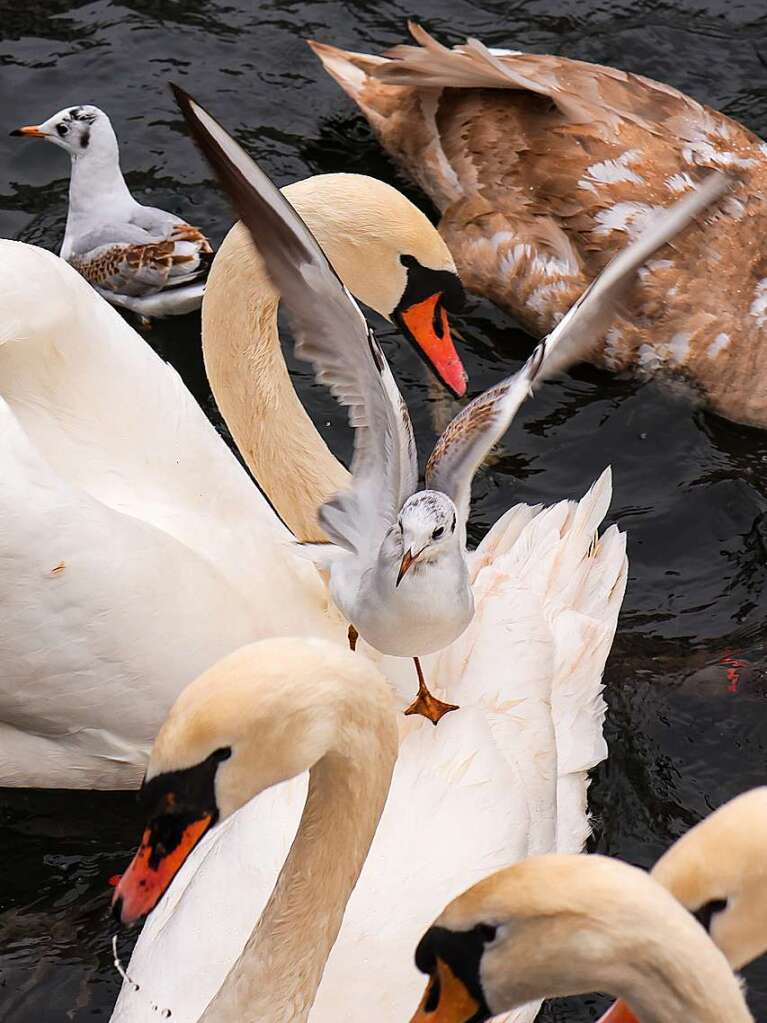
[1,0,767,1019]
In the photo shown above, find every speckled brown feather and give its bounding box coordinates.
[309,28,767,427]
[71,222,212,295]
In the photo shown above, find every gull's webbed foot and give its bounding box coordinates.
[404,657,458,725]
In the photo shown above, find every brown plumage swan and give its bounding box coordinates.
[310,24,767,427]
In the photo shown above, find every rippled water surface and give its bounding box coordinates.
[2,0,767,1019]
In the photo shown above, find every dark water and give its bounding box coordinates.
[1,1,767,1019]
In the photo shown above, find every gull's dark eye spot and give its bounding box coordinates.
[56,123,69,137]
[432,526,444,540]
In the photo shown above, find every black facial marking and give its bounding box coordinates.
[414,924,495,1023]
[139,746,231,835]
[367,327,385,374]
[693,898,728,932]
[80,128,90,149]
[397,254,466,315]
[451,513,457,533]
[68,106,97,124]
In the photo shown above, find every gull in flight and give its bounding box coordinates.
[174,84,730,723]
[11,104,212,321]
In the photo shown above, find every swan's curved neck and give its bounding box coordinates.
[202,222,349,542]
[617,939,751,1023]
[198,690,395,1022]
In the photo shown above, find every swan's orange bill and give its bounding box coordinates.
[595,1000,641,1023]
[409,959,485,1023]
[10,125,46,138]
[398,293,467,398]
[111,815,212,925]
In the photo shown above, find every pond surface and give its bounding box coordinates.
[1,0,767,1019]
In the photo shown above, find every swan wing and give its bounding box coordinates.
[173,86,418,553]
[425,172,732,521]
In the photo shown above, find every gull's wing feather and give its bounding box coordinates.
[69,220,212,297]
[173,84,418,553]
[427,171,732,521]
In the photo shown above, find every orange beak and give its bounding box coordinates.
[111,815,212,925]
[595,1000,641,1023]
[410,959,486,1022]
[397,548,417,587]
[9,125,46,138]
[396,293,467,398]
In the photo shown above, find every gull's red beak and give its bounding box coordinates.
[111,814,212,925]
[10,125,46,138]
[397,548,417,587]
[595,1000,641,1023]
[396,293,467,398]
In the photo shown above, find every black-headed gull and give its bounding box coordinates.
[11,104,212,320]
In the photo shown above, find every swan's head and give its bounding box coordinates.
[597,787,767,1023]
[395,490,458,585]
[409,854,738,1022]
[10,105,116,159]
[283,173,468,396]
[112,637,396,927]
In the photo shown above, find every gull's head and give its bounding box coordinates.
[282,173,468,397]
[396,490,458,586]
[11,105,114,158]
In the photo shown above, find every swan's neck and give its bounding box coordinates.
[199,721,392,1022]
[202,222,350,542]
[616,929,751,1023]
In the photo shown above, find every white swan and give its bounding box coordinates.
[0,172,625,790]
[408,854,751,1023]
[111,634,620,1023]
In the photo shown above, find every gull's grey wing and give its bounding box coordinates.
[173,84,418,552]
[68,219,212,297]
[427,171,733,522]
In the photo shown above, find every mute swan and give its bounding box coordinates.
[111,632,624,1023]
[310,24,767,428]
[0,171,470,787]
[408,854,752,1023]
[10,105,212,319]
[598,787,767,1023]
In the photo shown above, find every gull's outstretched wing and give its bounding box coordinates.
[173,85,418,553]
[426,171,732,522]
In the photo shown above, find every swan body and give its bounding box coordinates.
[310,25,767,427]
[410,854,752,1023]
[11,105,212,317]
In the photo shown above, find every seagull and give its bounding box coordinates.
[174,84,731,723]
[11,104,212,321]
